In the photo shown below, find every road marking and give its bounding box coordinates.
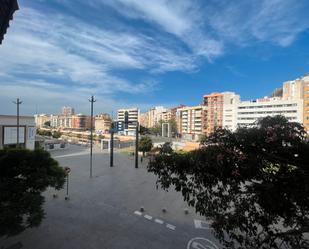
[144,214,153,220]
[133,211,176,231]
[154,219,164,224]
[134,211,142,216]
[53,151,90,158]
[187,237,218,249]
[166,224,176,230]
[194,219,212,230]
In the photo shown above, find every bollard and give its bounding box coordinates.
[53,193,58,198]
[140,206,145,212]
[184,208,189,214]
[162,208,167,213]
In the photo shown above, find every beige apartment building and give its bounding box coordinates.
[178,105,204,140]
[283,74,309,131]
[302,75,309,131]
[34,114,51,128]
[95,113,112,134]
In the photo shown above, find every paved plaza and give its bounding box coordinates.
[1,145,221,249]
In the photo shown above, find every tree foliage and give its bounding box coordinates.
[0,149,66,238]
[52,131,62,139]
[36,129,52,137]
[139,136,153,156]
[199,134,208,144]
[148,116,309,249]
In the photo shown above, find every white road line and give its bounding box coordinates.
[154,219,164,224]
[144,214,153,220]
[134,211,142,216]
[166,224,176,230]
[53,151,90,158]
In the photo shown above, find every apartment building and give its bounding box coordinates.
[236,97,303,128]
[95,113,112,134]
[222,92,240,131]
[71,114,92,130]
[62,106,75,116]
[50,114,72,129]
[117,108,139,135]
[178,105,204,141]
[302,75,309,131]
[203,92,240,135]
[283,79,304,100]
[146,106,167,128]
[34,114,51,128]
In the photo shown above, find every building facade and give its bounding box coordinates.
[117,108,140,135]
[236,97,303,128]
[178,105,204,141]
[95,113,112,134]
[203,92,239,135]
[34,114,51,128]
[302,75,309,131]
[62,106,75,116]
[72,114,92,130]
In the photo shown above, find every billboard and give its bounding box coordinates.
[3,127,25,145]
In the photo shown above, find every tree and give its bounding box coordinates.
[52,131,62,139]
[36,129,52,137]
[148,116,309,249]
[138,136,153,156]
[199,134,208,144]
[160,142,173,154]
[0,148,66,238]
[43,121,51,127]
[139,125,150,135]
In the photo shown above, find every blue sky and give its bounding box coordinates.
[1,0,309,115]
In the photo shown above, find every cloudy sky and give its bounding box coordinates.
[1,0,309,116]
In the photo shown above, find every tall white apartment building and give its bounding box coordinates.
[178,105,204,141]
[117,108,140,135]
[222,92,240,131]
[236,97,303,128]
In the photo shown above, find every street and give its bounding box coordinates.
[1,145,220,249]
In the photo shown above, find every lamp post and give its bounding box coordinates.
[13,98,22,147]
[88,95,96,178]
[110,122,114,167]
[135,122,139,168]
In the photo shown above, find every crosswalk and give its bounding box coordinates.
[133,210,176,231]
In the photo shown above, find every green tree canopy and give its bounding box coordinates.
[52,131,62,139]
[138,136,153,156]
[0,149,66,238]
[43,121,51,127]
[37,129,52,137]
[198,134,208,144]
[148,116,309,249]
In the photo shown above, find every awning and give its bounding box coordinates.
[0,0,19,44]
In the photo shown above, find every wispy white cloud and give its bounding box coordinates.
[206,0,309,47]
[0,5,201,114]
[100,0,224,60]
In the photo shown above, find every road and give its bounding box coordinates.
[1,145,221,249]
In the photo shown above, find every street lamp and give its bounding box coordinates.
[13,98,22,147]
[88,95,96,178]
[109,120,139,169]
